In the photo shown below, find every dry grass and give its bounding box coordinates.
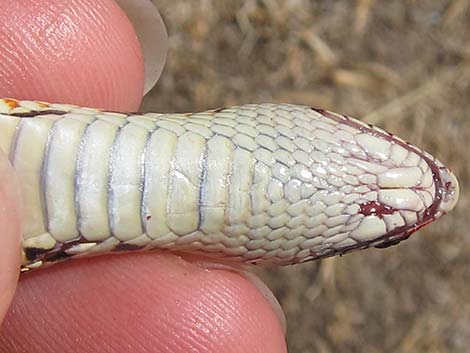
[143,1,470,352]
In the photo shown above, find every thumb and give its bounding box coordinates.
[0,151,22,324]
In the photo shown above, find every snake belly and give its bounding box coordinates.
[0,98,459,272]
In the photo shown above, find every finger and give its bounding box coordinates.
[0,152,22,324]
[0,253,287,353]
[0,0,146,111]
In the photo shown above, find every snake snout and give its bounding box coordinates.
[437,166,459,214]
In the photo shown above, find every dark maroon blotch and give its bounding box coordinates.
[10,110,68,117]
[24,247,49,261]
[359,201,395,219]
[113,243,146,252]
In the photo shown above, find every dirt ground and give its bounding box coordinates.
[144,1,469,352]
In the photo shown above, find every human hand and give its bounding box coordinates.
[0,1,287,352]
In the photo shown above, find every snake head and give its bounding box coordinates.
[293,108,460,262]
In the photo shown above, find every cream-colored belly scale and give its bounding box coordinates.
[0,99,459,272]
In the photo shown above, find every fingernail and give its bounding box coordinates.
[115,0,168,94]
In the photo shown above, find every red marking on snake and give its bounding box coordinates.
[359,201,395,219]
[3,98,19,109]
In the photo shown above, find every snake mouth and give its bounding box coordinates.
[417,154,460,224]
[436,166,459,215]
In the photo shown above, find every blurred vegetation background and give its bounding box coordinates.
[144,1,469,352]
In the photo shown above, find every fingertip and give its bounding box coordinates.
[0,152,22,323]
[1,254,287,353]
[0,0,145,111]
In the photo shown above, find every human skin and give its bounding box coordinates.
[0,1,287,352]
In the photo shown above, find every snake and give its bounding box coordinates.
[0,98,459,272]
